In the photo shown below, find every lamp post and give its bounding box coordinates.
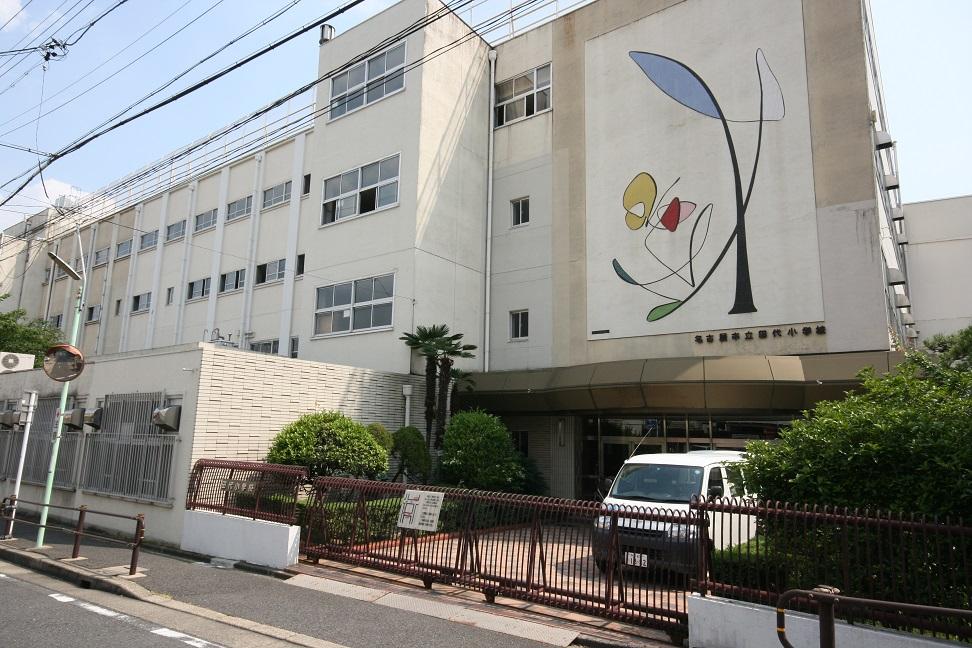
[36,226,86,547]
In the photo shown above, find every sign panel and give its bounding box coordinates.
[397,489,444,532]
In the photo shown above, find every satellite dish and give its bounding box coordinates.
[43,344,85,382]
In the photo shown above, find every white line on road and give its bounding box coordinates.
[48,593,75,602]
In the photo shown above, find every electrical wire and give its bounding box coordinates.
[0,0,36,32]
[0,0,86,81]
[62,0,131,46]
[0,0,543,259]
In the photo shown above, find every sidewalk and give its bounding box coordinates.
[0,524,675,648]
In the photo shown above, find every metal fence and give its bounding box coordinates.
[185,459,306,524]
[0,398,80,488]
[695,497,972,641]
[80,392,177,502]
[302,476,695,635]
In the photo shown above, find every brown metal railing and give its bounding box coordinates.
[777,587,972,647]
[185,459,306,524]
[693,497,972,640]
[1,495,144,576]
[302,475,700,635]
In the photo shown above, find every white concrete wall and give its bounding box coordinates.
[180,510,299,569]
[904,195,972,342]
[689,595,956,648]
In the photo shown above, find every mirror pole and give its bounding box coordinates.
[37,230,86,547]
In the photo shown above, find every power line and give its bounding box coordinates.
[0,0,371,206]
[62,0,131,46]
[1,0,534,254]
[0,0,36,32]
[0,0,87,82]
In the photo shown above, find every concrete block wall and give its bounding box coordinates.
[191,344,426,464]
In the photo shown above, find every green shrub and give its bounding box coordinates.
[267,410,388,479]
[391,426,431,483]
[742,354,972,518]
[518,453,548,496]
[367,423,394,453]
[441,410,524,492]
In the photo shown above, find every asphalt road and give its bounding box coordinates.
[0,568,225,648]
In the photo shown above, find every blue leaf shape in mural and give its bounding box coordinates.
[613,258,639,285]
[629,51,722,120]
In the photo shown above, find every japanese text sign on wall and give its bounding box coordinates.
[397,490,444,532]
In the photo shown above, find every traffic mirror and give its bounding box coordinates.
[43,344,85,382]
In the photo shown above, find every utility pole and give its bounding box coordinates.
[36,226,86,547]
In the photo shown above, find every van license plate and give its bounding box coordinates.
[623,552,650,567]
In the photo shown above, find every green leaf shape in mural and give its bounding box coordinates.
[646,300,682,322]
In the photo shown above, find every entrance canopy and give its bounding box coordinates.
[463,351,904,414]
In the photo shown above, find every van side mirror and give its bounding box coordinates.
[707,483,724,499]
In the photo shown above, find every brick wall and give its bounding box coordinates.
[190,345,426,463]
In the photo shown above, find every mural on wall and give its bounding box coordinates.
[612,49,785,322]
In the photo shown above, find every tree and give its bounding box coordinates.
[434,336,476,448]
[390,426,431,483]
[441,410,524,492]
[400,324,450,450]
[449,368,475,418]
[366,422,393,454]
[924,323,972,370]
[0,294,61,367]
[741,353,972,518]
[267,411,388,480]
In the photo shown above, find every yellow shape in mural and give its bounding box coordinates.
[623,172,657,230]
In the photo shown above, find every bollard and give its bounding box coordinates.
[129,514,145,576]
[72,505,87,559]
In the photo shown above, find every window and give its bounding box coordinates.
[296,253,305,276]
[510,309,529,339]
[115,299,121,316]
[315,273,394,335]
[93,247,110,266]
[707,467,725,498]
[495,64,551,127]
[42,265,51,283]
[186,277,210,301]
[54,263,68,279]
[289,336,299,358]
[166,220,186,241]
[322,154,400,225]
[49,313,63,328]
[512,197,530,226]
[255,259,285,284]
[250,339,279,354]
[116,239,132,258]
[85,304,101,323]
[226,196,252,221]
[166,287,174,305]
[512,430,529,456]
[330,41,405,119]
[140,230,158,250]
[195,208,217,232]
[219,269,245,293]
[132,292,151,313]
[302,174,311,195]
[262,181,291,209]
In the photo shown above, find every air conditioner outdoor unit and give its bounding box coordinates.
[0,352,35,373]
[84,407,103,430]
[152,405,181,432]
[63,408,85,430]
[0,410,18,428]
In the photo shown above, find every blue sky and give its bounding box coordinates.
[0,0,968,228]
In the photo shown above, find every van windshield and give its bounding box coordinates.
[609,464,705,504]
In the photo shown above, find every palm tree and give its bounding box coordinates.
[400,324,450,450]
[434,336,476,448]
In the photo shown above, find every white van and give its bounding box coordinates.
[593,450,751,573]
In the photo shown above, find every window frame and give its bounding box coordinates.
[511,196,530,227]
[494,63,552,128]
[314,273,395,337]
[116,239,133,259]
[262,181,292,210]
[186,277,211,301]
[85,304,102,323]
[131,292,152,314]
[255,258,286,285]
[219,268,246,293]
[49,313,63,328]
[226,195,253,222]
[321,153,401,227]
[92,247,110,267]
[194,208,218,232]
[328,40,406,121]
[250,339,280,355]
[166,220,186,242]
[510,309,529,340]
[139,229,159,251]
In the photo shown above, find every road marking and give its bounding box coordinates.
[77,601,121,617]
[49,593,75,602]
[152,627,223,647]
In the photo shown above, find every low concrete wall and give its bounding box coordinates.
[180,510,299,569]
[688,595,954,648]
